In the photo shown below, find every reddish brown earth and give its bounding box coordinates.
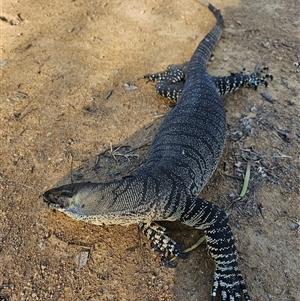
[1,0,299,300]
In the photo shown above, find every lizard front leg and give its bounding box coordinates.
[139,222,188,268]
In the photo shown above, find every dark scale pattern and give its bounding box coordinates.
[43,2,259,300]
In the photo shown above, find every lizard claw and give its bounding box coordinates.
[246,65,273,90]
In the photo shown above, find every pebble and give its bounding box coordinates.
[289,222,299,230]
[288,99,295,105]
[0,59,7,67]
[39,242,45,250]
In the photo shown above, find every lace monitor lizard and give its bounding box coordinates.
[43,1,272,300]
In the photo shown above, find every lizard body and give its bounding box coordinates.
[44,1,272,300]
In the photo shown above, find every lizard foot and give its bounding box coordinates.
[239,64,273,90]
[211,263,251,301]
[141,63,188,103]
[139,222,188,267]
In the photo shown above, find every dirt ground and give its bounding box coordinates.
[1,0,299,300]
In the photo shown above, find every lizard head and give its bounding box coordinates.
[43,181,139,225]
[43,181,127,225]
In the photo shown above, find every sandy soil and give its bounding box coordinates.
[1,0,299,300]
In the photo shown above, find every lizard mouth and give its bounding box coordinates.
[43,185,78,209]
[43,182,98,211]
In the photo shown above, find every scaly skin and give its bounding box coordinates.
[43,2,255,300]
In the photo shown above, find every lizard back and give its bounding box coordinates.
[145,2,226,197]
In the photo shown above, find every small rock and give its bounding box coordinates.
[0,59,7,67]
[39,242,45,250]
[293,61,299,67]
[288,99,295,105]
[235,161,242,168]
[124,83,138,91]
[189,34,198,40]
[75,249,90,268]
[289,222,299,231]
[261,41,270,48]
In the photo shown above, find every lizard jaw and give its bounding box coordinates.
[43,182,93,210]
[43,185,77,209]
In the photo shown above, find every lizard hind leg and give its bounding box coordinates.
[139,222,188,268]
[155,81,184,105]
[247,64,273,89]
[142,62,188,82]
[179,197,251,301]
[142,63,188,103]
[213,62,273,95]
